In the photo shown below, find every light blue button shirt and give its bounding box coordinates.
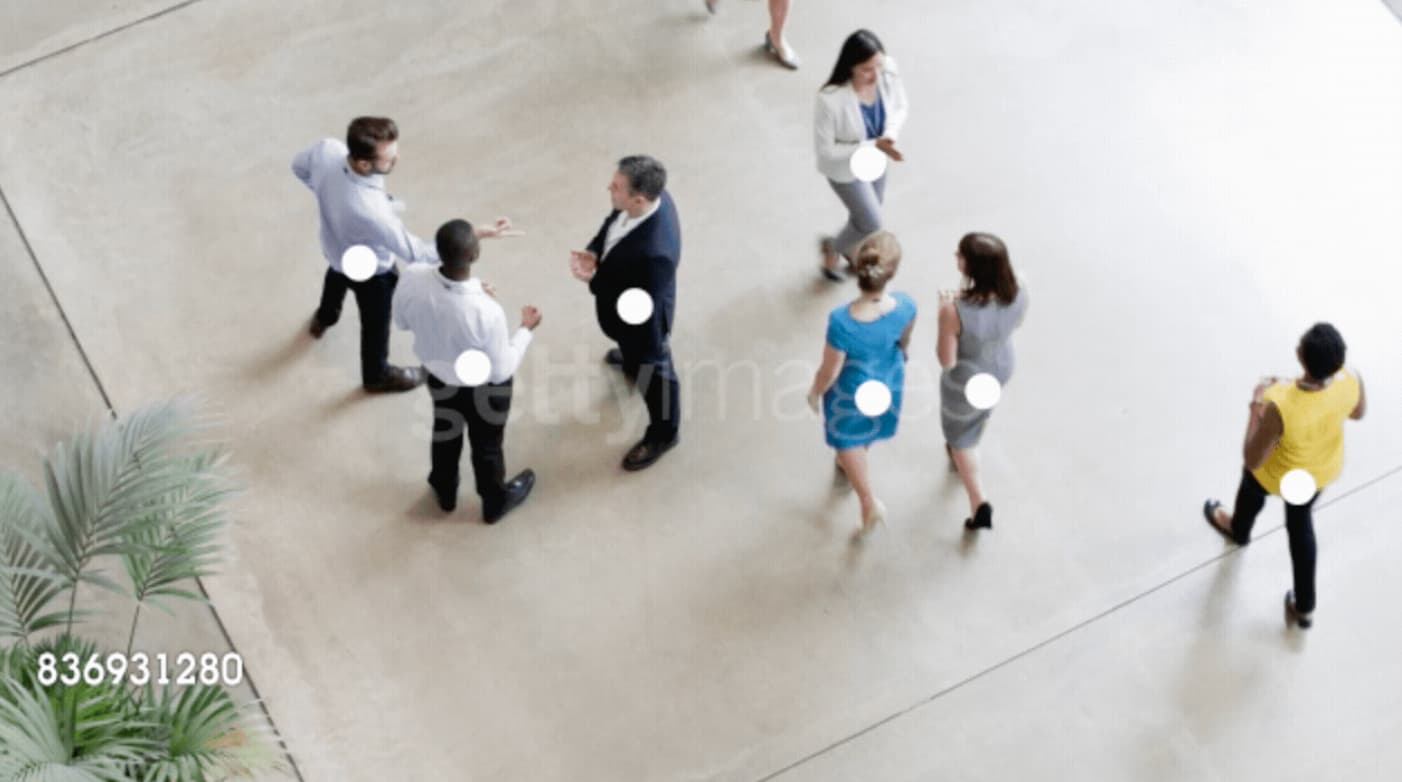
[292,138,438,276]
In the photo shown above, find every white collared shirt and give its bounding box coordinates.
[391,265,533,385]
[292,138,439,276]
[602,196,661,259]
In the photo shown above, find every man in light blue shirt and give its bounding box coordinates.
[292,116,513,392]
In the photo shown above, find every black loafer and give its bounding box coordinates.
[427,475,456,513]
[963,501,992,530]
[484,470,536,524]
[364,366,426,393]
[622,437,678,471]
[309,312,330,339]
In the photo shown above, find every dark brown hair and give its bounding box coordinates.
[958,232,1018,306]
[824,30,885,88]
[346,116,398,162]
[854,231,902,293]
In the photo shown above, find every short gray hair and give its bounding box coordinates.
[617,155,667,200]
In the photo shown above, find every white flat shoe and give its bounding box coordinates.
[764,32,800,70]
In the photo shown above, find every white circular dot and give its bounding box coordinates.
[1279,469,1318,506]
[340,245,378,282]
[854,380,893,417]
[616,288,654,325]
[964,373,1002,411]
[453,350,492,386]
[849,145,889,183]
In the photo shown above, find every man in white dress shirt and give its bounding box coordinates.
[292,116,513,393]
[393,219,541,522]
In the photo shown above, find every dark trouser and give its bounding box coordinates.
[620,348,680,446]
[315,267,398,385]
[1229,468,1320,614]
[427,374,513,512]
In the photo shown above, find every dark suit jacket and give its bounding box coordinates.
[586,191,681,363]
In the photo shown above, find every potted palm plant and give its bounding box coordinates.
[0,398,285,780]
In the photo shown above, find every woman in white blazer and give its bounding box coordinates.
[813,30,909,281]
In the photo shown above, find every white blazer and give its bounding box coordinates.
[813,55,910,183]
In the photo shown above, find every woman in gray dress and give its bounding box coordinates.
[937,233,1028,531]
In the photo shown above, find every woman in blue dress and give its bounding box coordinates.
[807,231,917,536]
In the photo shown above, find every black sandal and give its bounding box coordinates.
[819,237,845,282]
[963,501,992,530]
[1201,499,1239,544]
[1284,590,1313,629]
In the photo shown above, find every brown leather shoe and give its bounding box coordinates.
[364,366,426,393]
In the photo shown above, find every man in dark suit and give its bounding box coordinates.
[569,155,682,471]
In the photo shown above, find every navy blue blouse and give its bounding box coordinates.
[860,94,886,139]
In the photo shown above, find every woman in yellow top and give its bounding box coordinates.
[1202,323,1366,629]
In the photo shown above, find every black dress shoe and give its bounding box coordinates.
[483,469,536,524]
[604,348,638,384]
[622,437,678,471]
[309,312,329,339]
[427,475,456,512]
[963,501,993,530]
[363,366,426,393]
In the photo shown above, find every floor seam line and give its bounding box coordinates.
[0,0,210,82]
[1,183,116,414]
[751,462,1402,781]
[1,180,305,782]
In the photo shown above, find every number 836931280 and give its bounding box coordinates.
[36,651,245,688]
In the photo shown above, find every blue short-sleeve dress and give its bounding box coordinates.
[822,292,917,449]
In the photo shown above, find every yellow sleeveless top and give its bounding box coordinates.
[1251,370,1360,495]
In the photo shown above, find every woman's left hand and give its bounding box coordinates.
[876,137,904,162]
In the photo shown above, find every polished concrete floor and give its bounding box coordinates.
[2,1,1400,780]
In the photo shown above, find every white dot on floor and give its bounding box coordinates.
[1280,469,1318,506]
[964,373,1002,410]
[454,350,492,386]
[616,288,654,325]
[854,380,892,417]
[341,245,378,282]
[849,145,888,183]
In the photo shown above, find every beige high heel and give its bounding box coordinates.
[853,499,887,541]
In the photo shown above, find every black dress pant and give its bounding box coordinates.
[620,347,680,446]
[427,374,513,513]
[315,267,398,385]
[1229,468,1321,614]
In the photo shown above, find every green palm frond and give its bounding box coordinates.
[140,684,280,782]
[0,676,156,782]
[37,399,213,621]
[122,450,232,614]
[0,474,68,645]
